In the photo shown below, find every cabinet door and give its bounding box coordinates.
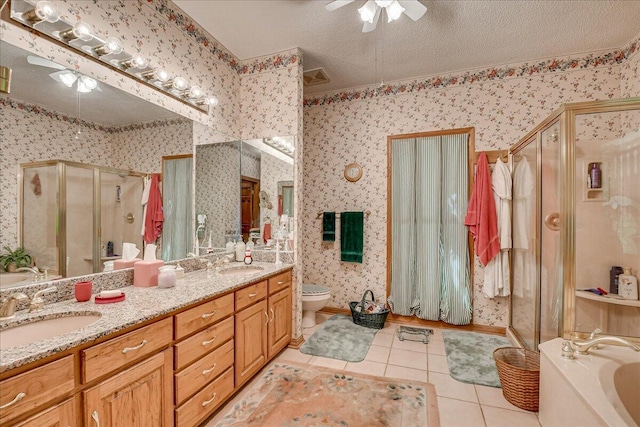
[234,300,268,387]
[268,287,292,359]
[14,397,76,427]
[83,350,173,427]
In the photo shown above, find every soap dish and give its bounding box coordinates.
[95,293,126,304]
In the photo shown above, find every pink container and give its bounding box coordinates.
[114,258,141,270]
[75,281,93,302]
[133,260,164,287]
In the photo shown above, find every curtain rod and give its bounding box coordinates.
[316,211,371,219]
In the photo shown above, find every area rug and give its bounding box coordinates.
[442,330,510,388]
[214,362,440,427]
[300,314,377,362]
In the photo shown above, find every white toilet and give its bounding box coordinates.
[301,284,331,328]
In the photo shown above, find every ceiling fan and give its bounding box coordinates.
[325,0,427,32]
[27,55,101,93]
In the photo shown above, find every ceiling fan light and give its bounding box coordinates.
[59,21,94,42]
[386,1,405,21]
[58,72,78,88]
[375,0,393,7]
[94,37,123,56]
[76,76,97,93]
[23,1,60,24]
[358,0,377,23]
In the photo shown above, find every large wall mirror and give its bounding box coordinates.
[0,39,241,287]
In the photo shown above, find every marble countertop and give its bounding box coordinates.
[0,262,293,373]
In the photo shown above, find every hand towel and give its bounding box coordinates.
[464,152,500,266]
[340,211,364,263]
[144,174,163,244]
[263,223,272,244]
[322,212,336,242]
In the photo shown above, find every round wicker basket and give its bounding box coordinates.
[493,347,540,412]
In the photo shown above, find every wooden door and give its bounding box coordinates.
[268,288,292,359]
[83,350,173,427]
[234,300,268,387]
[14,397,76,427]
[241,177,259,242]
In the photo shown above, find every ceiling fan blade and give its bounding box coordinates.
[325,0,355,11]
[362,7,381,32]
[398,0,427,21]
[27,55,66,70]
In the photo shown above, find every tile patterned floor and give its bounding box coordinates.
[204,313,541,427]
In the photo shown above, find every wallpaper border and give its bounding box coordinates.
[303,36,639,108]
[0,97,191,134]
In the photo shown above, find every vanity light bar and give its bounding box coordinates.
[9,0,218,113]
[263,136,294,157]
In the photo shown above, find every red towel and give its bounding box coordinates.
[464,152,500,266]
[263,223,272,244]
[144,174,163,244]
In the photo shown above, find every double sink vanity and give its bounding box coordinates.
[0,261,293,427]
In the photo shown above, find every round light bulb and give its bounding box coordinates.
[156,69,170,82]
[95,36,123,56]
[205,96,218,107]
[130,53,148,69]
[82,76,97,90]
[172,77,188,91]
[72,21,94,41]
[188,85,203,98]
[35,1,59,23]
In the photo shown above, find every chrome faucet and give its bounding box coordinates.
[15,266,48,281]
[28,286,57,312]
[0,292,28,320]
[572,336,640,355]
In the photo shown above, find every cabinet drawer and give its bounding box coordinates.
[174,316,234,370]
[268,270,291,295]
[0,355,74,425]
[235,280,267,311]
[82,317,172,383]
[174,339,234,404]
[174,293,234,340]
[175,366,234,427]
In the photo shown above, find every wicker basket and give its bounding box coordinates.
[493,347,540,412]
[349,290,389,329]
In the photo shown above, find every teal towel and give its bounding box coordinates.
[340,211,364,263]
[322,212,336,241]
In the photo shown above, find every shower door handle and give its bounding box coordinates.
[544,212,560,231]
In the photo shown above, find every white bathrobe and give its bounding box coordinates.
[484,158,512,298]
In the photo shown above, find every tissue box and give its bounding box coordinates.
[133,260,164,287]
[114,258,141,270]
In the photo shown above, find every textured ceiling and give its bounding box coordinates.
[173,0,640,95]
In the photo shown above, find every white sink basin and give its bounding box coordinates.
[219,266,265,276]
[0,313,102,349]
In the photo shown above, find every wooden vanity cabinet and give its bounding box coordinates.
[12,397,76,427]
[234,299,268,387]
[268,286,292,359]
[83,349,173,427]
[0,355,75,426]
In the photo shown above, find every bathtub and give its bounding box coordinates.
[539,337,640,427]
[0,272,62,290]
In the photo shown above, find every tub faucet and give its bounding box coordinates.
[0,292,28,320]
[572,336,640,355]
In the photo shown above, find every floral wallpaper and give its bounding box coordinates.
[302,64,624,327]
[240,49,303,141]
[259,152,294,240]
[621,45,640,98]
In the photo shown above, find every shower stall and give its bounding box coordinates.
[509,98,640,350]
[20,160,145,277]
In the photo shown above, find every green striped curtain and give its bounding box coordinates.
[388,134,471,325]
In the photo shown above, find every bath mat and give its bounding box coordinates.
[442,330,510,388]
[214,362,440,427]
[299,314,377,362]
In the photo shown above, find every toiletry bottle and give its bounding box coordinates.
[235,237,245,262]
[618,267,638,300]
[244,249,252,265]
[225,239,235,253]
[589,162,602,189]
[610,266,624,294]
[207,231,214,254]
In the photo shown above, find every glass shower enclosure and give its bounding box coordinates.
[20,160,145,277]
[509,98,640,350]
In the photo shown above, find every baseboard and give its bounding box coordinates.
[320,306,506,336]
[288,335,305,349]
